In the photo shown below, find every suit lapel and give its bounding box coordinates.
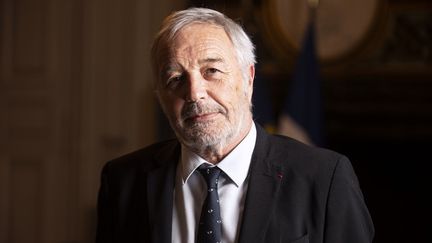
[238,125,283,243]
[145,141,180,243]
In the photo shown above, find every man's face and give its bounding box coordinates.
[156,23,254,152]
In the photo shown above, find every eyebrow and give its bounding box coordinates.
[198,57,225,65]
[161,62,182,78]
[161,57,225,77]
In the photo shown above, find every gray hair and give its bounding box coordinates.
[151,7,256,86]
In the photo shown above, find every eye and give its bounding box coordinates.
[166,75,184,89]
[204,68,223,79]
[207,68,219,74]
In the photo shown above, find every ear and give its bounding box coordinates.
[249,65,255,84]
[247,64,255,100]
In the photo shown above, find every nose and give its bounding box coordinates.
[185,73,207,102]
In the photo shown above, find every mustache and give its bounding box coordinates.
[181,102,225,121]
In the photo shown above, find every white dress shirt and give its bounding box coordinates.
[172,123,257,243]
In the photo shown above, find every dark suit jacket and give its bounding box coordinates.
[96,125,374,243]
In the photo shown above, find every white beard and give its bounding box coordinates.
[172,98,250,154]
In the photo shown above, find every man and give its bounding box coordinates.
[96,7,374,243]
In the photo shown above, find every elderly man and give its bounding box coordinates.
[96,7,374,243]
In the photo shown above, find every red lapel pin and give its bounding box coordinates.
[277,172,283,180]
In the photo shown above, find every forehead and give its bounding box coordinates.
[169,23,235,61]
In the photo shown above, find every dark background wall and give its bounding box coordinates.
[0,0,181,242]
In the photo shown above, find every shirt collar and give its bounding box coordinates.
[180,123,257,187]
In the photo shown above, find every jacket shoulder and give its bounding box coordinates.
[263,134,350,181]
[102,139,179,177]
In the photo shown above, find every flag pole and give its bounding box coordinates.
[307,0,319,23]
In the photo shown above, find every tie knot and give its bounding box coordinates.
[197,165,221,189]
